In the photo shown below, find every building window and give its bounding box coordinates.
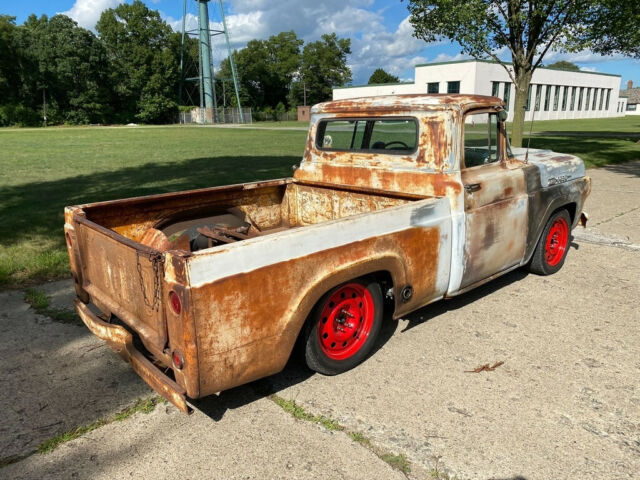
[535,85,542,111]
[544,85,551,111]
[427,82,439,94]
[585,88,591,110]
[553,86,559,111]
[627,104,637,111]
[569,87,576,111]
[592,89,598,110]
[525,84,532,111]
[491,81,500,97]
[561,86,568,111]
[577,87,584,111]
[447,81,460,94]
[605,89,611,110]
[599,89,605,110]
[503,82,511,110]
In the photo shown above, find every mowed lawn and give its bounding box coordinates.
[1,116,638,287]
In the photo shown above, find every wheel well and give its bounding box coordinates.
[292,270,396,349]
[558,202,576,224]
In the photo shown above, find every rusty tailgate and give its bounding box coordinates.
[72,214,168,354]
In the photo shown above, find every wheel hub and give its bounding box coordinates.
[317,284,375,360]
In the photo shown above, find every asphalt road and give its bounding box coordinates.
[1,162,639,480]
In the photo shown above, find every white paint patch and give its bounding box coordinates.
[187,198,452,288]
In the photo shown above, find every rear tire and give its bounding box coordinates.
[303,277,383,375]
[528,209,571,275]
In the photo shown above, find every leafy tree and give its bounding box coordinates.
[368,68,400,84]
[545,60,580,71]
[406,0,640,147]
[578,1,640,58]
[23,15,111,124]
[0,17,20,104]
[219,31,303,109]
[96,0,178,123]
[290,33,352,106]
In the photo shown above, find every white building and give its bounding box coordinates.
[334,59,624,122]
[619,80,639,115]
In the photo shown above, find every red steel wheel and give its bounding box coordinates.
[528,209,572,275]
[544,216,569,267]
[304,277,383,375]
[317,283,375,361]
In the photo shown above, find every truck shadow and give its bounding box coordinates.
[193,268,530,422]
[398,268,529,333]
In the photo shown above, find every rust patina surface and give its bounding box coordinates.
[65,94,590,412]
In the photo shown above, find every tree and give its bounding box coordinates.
[578,1,640,58]
[22,14,112,124]
[219,31,303,109]
[368,68,400,84]
[97,0,178,123]
[546,60,580,71]
[406,1,640,147]
[290,33,352,106]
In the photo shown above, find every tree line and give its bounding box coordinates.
[0,0,352,126]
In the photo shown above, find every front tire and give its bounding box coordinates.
[528,209,571,275]
[304,278,383,375]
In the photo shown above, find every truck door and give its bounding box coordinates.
[459,111,528,290]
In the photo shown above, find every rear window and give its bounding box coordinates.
[316,118,418,154]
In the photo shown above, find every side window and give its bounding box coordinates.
[316,118,417,153]
[463,113,500,168]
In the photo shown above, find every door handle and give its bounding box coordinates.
[464,183,481,193]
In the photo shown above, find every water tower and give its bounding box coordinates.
[179,0,244,123]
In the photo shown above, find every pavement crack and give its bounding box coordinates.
[269,394,414,476]
[593,206,640,226]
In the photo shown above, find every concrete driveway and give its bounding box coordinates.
[2,162,639,480]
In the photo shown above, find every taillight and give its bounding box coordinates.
[169,291,181,315]
[172,350,184,370]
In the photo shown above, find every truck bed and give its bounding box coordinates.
[65,179,434,367]
[77,178,424,252]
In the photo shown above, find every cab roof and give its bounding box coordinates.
[312,94,503,115]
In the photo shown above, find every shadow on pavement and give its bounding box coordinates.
[603,159,640,178]
[401,268,529,332]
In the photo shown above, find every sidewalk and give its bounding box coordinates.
[1,161,638,480]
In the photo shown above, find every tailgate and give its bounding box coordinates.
[71,214,168,352]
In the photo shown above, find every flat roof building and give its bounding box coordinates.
[619,80,640,115]
[334,59,624,122]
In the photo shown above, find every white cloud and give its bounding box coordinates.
[61,0,123,30]
[580,66,598,72]
[542,49,628,65]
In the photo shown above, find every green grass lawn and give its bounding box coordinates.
[0,116,638,287]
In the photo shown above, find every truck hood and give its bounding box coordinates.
[511,147,586,188]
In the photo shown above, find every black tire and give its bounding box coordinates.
[528,209,571,275]
[303,277,383,375]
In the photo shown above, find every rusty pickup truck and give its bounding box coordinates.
[65,94,591,413]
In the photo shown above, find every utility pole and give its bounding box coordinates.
[42,88,47,127]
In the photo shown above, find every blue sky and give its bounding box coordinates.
[2,0,637,87]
